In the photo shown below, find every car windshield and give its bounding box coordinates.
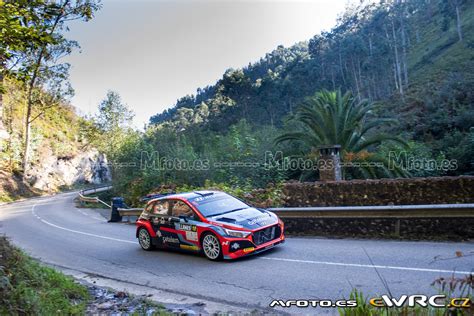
[190,193,249,217]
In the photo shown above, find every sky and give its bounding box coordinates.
[64,0,354,127]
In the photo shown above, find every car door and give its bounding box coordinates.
[149,199,181,249]
[169,200,201,251]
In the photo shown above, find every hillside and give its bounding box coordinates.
[147,0,473,174]
[150,1,473,129]
[0,78,110,202]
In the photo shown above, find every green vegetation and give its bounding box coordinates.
[275,90,408,179]
[2,0,473,202]
[1,1,101,199]
[98,0,473,203]
[1,77,90,173]
[1,0,101,175]
[0,236,89,315]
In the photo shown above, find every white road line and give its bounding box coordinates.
[32,204,135,244]
[75,207,106,222]
[259,257,473,275]
[28,200,474,275]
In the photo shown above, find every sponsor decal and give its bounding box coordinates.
[179,223,197,232]
[162,236,179,244]
[222,241,229,246]
[193,195,215,203]
[231,243,240,250]
[156,230,162,237]
[248,215,270,226]
[243,247,254,253]
[185,231,198,241]
[180,244,200,251]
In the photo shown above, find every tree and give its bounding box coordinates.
[275,90,408,179]
[94,91,135,161]
[2,0,100,175]
[450,0,463,42]
[0,0,55,142]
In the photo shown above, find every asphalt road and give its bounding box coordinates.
[0,191,473,314]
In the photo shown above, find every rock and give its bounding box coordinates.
[27,148,111,191]
[97,302,114,310]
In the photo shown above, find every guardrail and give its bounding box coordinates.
[111,203,474,220]
[117,208,143,217]
[78,185,113,208]
[267,204,474,218]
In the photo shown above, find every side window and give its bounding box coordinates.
[170,200,196,219]
[145,202,154,214]
[151,200,170,215]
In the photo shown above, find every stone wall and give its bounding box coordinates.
[281,217,474,241]
[276,176,474,240]
[282,176,474,207]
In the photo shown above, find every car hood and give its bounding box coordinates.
[210,207,278,230]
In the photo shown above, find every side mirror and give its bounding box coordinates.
[179,215,188,222]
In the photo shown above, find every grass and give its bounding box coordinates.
[0,236,90,315]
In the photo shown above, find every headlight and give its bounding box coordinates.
[224,228,251,238]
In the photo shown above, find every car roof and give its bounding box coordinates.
[147,190,225,204]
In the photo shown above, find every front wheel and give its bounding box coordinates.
[138,227,154,251]
[201,233,223,261]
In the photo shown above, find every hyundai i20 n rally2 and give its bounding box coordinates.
[136,191,285,260]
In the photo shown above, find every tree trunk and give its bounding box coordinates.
[22,60,39,175]
[0,61,9,142]
[338,50,347,86]
[455,2,463,42]
[21,1,67,176]
[350,58,361,98]
[391,20,404,97]
[393,62,399,92]
[400,8,409,87]
[331,68,336,90]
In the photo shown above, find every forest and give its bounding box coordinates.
[1,0,473,204]
[111,0,473,202]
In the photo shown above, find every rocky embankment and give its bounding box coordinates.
[0,149,111,202]
[26,148,111,191]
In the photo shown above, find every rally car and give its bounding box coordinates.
[135,191,285,260]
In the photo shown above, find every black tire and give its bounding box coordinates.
[138,227,154,251]
[201,232,223,261]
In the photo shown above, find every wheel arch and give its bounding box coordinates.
[136,221,156,238]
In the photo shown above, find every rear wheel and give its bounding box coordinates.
[201,233,222,261]
[138,227,154,251]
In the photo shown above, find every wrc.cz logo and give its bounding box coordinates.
[369,295,471,308]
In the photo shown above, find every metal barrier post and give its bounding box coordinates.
[109,197,125,222]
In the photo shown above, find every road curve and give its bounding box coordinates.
[0,191,473,314]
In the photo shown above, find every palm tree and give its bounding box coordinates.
[275,89,408,179]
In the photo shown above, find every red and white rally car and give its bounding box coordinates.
[136,191,285,260]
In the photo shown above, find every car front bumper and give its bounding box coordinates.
[222,233,285,260]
